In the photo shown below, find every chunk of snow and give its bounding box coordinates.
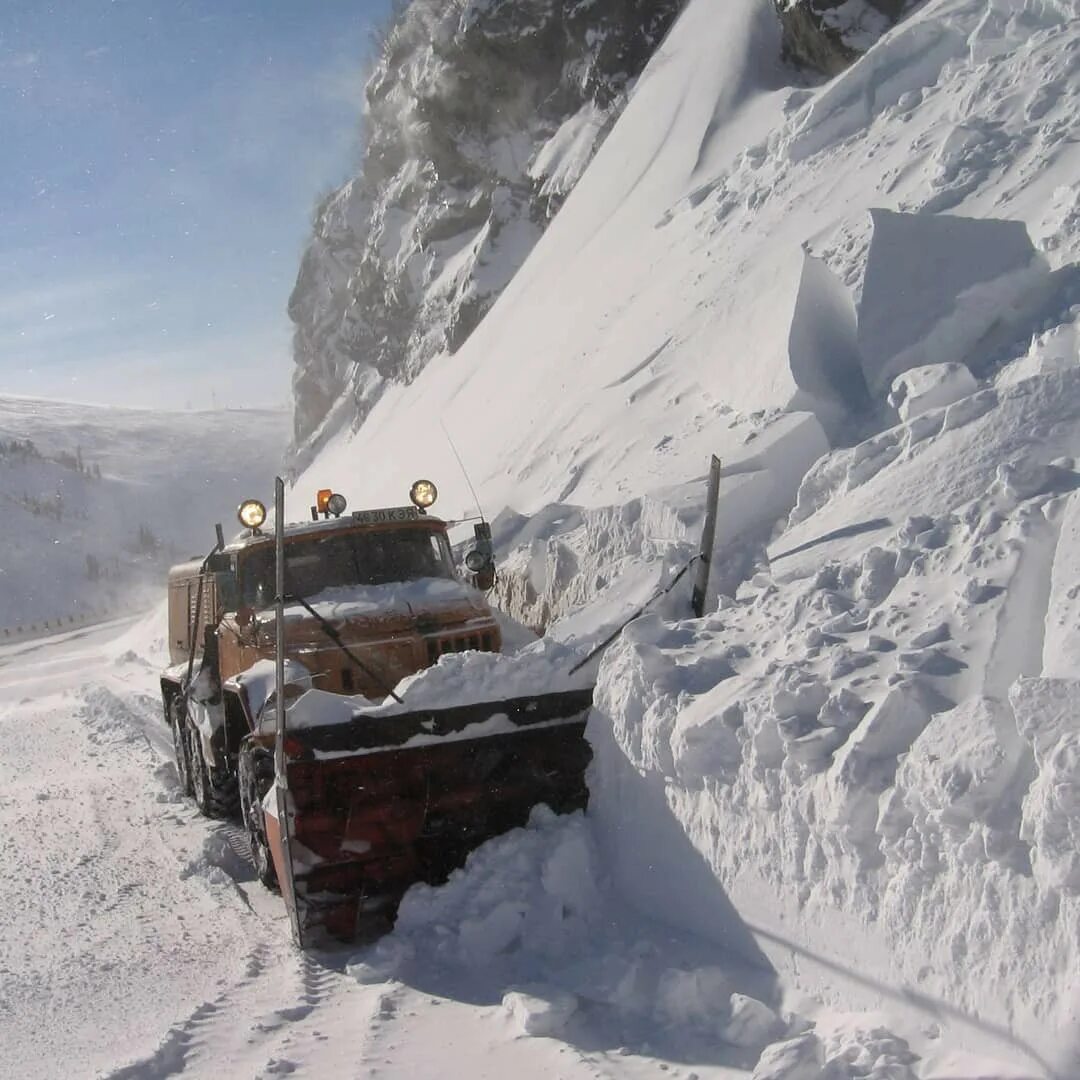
[283,636,592,735]
[720,993,783,1049]
[887,362,977,422]
[857,210,1051,397]
[788,251,867,430]
[232,657,312,723]
[750,1032,823,1080]
[501,987,578,1037]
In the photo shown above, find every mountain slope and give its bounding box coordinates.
[292,0,1080,1066]
[295,0,1078,519]
[288,0,682,456]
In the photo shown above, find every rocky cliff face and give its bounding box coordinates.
[288,0,681,456]
[773,0,915,76]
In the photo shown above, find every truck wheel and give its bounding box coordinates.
[170,695,194,797]
[239,746,278,890]
[186,718,239,820]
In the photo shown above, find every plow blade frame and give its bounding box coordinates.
[271,687,593,944]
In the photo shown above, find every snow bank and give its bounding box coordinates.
[350,807,923,1076]
[490,410,829,636]
[589,364,1080,1066]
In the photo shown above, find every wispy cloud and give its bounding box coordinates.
[0,273,134,325]
[2,51,40,69]
[2,322,293,411]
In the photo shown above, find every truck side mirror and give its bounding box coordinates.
[466,521,495,591]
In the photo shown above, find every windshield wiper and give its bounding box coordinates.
[283,592,404,704]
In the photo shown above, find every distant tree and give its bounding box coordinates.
[135,523,159,555]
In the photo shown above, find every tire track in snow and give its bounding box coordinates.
[100,942,275,1080]
[99,943,375,1080]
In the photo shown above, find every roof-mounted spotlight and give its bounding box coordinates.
[409,479,438,510]
[314,489,347,519]
[238,499,266,532]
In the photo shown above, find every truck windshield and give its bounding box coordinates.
[239,528,455,608]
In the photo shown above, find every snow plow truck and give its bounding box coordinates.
[161,481,592,944]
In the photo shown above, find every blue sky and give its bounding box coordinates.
[0,0,390,411]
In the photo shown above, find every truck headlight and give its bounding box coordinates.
[238,499,266,530]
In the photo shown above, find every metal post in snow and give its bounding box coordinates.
[274,476,303,947]
[691,455,722,617]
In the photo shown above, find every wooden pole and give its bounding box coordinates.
[691,455,722,617]
[274,476,303,947]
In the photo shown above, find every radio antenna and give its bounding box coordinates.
[440,418,486,522]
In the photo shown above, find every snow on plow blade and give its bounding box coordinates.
[270,688,593,944]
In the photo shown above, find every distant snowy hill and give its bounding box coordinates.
[0,397,289,628]
[291,0,1080,1067]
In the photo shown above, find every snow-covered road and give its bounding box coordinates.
[0,616,756,1080]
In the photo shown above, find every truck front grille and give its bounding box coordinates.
[426,632,495,666]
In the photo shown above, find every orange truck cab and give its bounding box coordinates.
[159,481,591,943]
[161,484,500,812]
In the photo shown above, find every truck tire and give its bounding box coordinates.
[238,745,278,890]
[186,717,239,820]
[169,695,194,797]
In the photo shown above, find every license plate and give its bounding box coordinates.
[350,506,421,524]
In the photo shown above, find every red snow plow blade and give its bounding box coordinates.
[268,688,593,943]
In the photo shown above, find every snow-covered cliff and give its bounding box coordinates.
[288,0,682,456]
[288,0,929,464]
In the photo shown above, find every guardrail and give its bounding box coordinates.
[0,607,122,644]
